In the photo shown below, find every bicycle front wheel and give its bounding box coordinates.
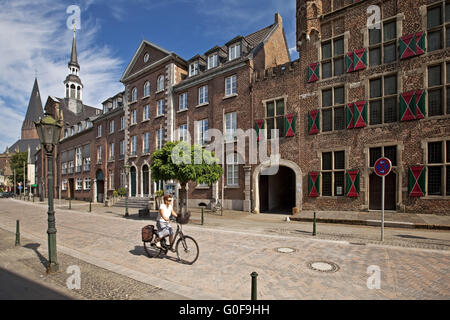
[176,235,199,265]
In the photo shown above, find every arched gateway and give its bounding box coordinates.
[252,159,302,214]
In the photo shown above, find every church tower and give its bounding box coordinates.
[21,77,44,140]
[64,27,84,114]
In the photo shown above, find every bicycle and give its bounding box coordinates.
[211,200,222,213]
[143,215,199,265]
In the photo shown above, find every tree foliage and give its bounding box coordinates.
[8,152,28,185]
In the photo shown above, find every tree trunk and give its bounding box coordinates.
[179,182,188,217]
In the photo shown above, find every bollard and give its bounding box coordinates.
[15,220,20,246]
[313,211,317,236]
[201,207,204,225]
[69,198,71,210]
[89,200,92,212]
[33,194,35,203]
[251,272,258,300]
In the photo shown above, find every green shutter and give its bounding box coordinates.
[284,113,296,137]
[399,33,417,59]
[307,62,320,83]
[353,101,367,128]
[416,31,426,55]
[308,172,320,197]
[346,103,354,129]
[308,110,320,135]
[400,91,417,121]
[345,169,360,197]
[408,166,426,197]
[416,90,426,119]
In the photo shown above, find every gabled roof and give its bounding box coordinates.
[120,40,182,82]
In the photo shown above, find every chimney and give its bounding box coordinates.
[275,13,283,26]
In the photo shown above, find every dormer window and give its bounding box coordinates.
[189,62,199,77]
[112,98,118,109]
[77,123,82,132]
[208,54,218,69]
[229,43,241,61]
[144,53,150,63]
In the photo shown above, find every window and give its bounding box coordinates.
[62,180,68,191]
[369,74,398,125]
[199,85,208,105]
[144,53,150,63]
[131,136,137,156]
[226,153,239,186]
[179,93,188,110]
[97,125,102,138]
[143,132,150,154]
[189,62,199,77]
[225,75,237,96]
[97,146,102,164]
[178,124,188,142]
[428,63,450,116]
[208,54,218,69]
[156,128,164,150]
[112,98,118,109]
[64,129,68,138]
[225,112,237,142]
[69,160,74,174]
[109,170,115,190]
[131,109,137,125]
[426,141,450,196]
[76,178,83,191]
[120,140,125,159]
[196,119,209,145]
[157,75,164,92]
[427,2,450,52]
[62,162,67,175]
[321,151,346,197]
[77,123,82,132]
[265,99,285,139]
[120,116,125,130]
[109,143,114,161]
[321,36,344,78]
[75,147,82,173]
[83,157,90,172]
[143,105,150,121]
[229,43,241,60]
[321,86,345,132]
[109,120,114,134]
[369,20,397,66]
[369,146,398,167]
[144,82,150,97]
[131,87,137,102]
[84,178,91,190]
[157,99,164,116]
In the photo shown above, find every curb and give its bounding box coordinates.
[290,217,450,231]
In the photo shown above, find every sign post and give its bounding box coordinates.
[374,157,392,241]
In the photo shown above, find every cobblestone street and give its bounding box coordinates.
[0,199,449,300]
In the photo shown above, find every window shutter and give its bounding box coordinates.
[308,110,320,135]
[353,101,368,128]
[255,120,264,142]
[345,52,354,73]
[416,90,426,119]
[416,31,426,55]
[353,48,367,71]
[308,172,320,197]
[345,169,360,197]
[408,166,426,197]
[400,91,417,121]
[346,103,354,129]
[399,33,417,60]
[307,62,320,83]
[284,113,297,137]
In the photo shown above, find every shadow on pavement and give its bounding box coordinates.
[129,245,181,264]
[23,243,48,270]
[0,267,72,300]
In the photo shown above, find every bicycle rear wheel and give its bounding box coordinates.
[143,234,166,258]
[176,236,199,265]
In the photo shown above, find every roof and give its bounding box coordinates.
[9,139,40,154]
[54,97,100,126]
[22,78,44,130]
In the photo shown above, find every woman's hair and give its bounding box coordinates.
[163,194,172,202]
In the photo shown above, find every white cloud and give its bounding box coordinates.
[0,0,124,152]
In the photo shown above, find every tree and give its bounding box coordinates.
[151,141,223,216]
[8,152,28,188]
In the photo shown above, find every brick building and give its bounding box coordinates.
[39,2,449,215]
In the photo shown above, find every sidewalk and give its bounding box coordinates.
[20,197,450,230]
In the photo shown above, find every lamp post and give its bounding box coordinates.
[35,115,62,273]
[124,163,130,217]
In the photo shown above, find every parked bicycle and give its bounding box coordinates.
[211,200,222,214]
[142,213,199,265]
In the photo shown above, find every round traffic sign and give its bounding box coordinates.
[374,157,392,177]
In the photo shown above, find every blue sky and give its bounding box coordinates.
[0,0,298,152]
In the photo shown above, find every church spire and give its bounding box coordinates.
[69,24,80,70]
[21,77,44,140]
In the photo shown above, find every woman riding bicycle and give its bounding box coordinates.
[152,194,178,251]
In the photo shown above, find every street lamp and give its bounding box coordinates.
[35,115,62,273]
[124,163,130,217]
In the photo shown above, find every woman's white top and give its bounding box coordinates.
[158,203,172,223]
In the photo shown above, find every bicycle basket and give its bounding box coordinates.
[176,212,191,225]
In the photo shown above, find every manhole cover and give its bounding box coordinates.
[276,247,296,253]
[307,261,340,273]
